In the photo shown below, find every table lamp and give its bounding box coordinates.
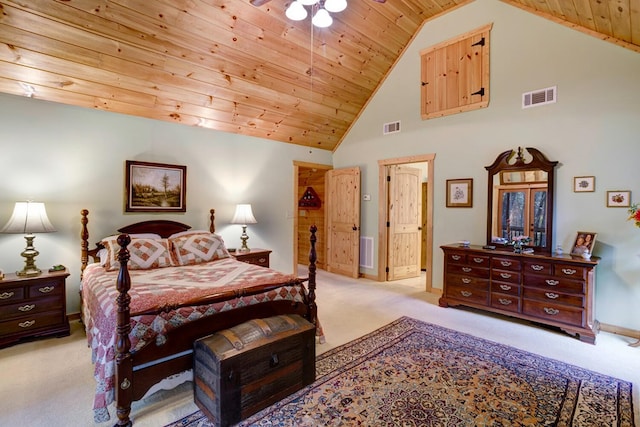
[230,204,257,252]
[1,201,56,276]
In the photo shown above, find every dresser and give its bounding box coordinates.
[0,270,70,348]
[440,244,599,343]
[230,248,271,268]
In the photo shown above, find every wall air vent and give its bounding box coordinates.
[522,86,557,109]
[359,237,374,269]
[383,120,401,135]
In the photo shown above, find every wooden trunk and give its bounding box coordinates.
[193,314,316,427]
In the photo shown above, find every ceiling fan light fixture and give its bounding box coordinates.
[286,1,308,20]
[312,8,332,27]
[324,0,347,13]
[299,0,319,5]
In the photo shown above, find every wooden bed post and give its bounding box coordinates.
[307,225,317,327]
[209,208,216,233]
[81,209,89,275]
[114,234,133,427]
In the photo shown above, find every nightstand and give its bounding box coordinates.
[0,269,70,348]
[230,249,271,268]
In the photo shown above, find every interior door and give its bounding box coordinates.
[387,165,422,281]
[326,167,360,278]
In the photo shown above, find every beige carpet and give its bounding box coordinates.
[1,268,639,426]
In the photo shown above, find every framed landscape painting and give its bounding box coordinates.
[125,160,187,212]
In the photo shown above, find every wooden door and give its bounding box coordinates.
[326,167,360,278]
[387,165,422,280]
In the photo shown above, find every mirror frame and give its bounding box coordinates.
[485,147,558,253]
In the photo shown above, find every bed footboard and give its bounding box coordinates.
[110,225,318,427]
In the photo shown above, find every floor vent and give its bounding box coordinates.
[522,86,557,109]
[360,237,374,269]
[383,121,401,135]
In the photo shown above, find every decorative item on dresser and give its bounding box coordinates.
[79,208,319,426]
[0,269,70,347]
[230,248,271,268]
[439,245,599,343]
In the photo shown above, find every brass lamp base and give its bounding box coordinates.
[17,234,43,277]
[238,225,251,252]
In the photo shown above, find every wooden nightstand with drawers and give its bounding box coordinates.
[230,249,271,268]
[0,269,70,348]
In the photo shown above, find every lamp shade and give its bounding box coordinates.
[312,8,333,28]
[285,1,308,20]
[1,202,56,234]
[230,204,257,225]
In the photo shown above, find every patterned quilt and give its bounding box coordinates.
[81,259,306,423]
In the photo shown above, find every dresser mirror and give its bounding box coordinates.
[485,147,558,252]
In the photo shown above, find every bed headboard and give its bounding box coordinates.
[80,208,216,274]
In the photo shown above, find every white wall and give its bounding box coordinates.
[0,94,331,314]
[334,0,640,330]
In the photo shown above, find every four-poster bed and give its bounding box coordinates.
[80,209,319,427]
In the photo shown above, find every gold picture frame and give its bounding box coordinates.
[125,160,187,212]
[606,190,631,208]
[446,178,473,208]
[573,176,595,192]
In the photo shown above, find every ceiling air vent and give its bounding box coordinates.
[383,120,401,135]
[522,86,557,109]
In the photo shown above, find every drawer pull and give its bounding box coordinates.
[545,292,559,299]
[460,290,472,297]
[531,265,544,271]
[498,298,513,305]
[38,286,55,294]
[473,257,484,264]
[545,279,559,286]
[258,257,266,263]
[500,273,512,279]
[18,304,36,312]
[461,278,471,284]
[500,261,512,267]
[19,320,36,328]
[561,268,577,275]
[462,267,472,273]
[499,285,512,291]
[0,291,15,299]
[451,255,461,261]
[543,307,559,315]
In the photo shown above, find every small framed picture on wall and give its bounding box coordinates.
[446,178,473,208]
[573,176,595,192]
[606,190,631,208]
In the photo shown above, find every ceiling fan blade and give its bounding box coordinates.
[372,0,386,2]
[250,0,272,6]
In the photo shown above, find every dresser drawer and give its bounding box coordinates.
[0,296,63,319]
[446,252,467,264]
[522,300,584,327]
[491,282,520,296]
[447,264,490,279]
[446,285,489,305]
[490,294,520,313]
[491,257,521,271]
[0,311,65,336]
[0,287,25,305]
[523,275,585,294]
[522,288,584,308]
[27,280,64,298]
[491,269,520,283]
[554,264,587,281]
[446,274,489,290]
[523,261,552,275]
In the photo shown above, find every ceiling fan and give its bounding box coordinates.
[250,0,386,6]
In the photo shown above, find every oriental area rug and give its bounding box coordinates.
[167,316,635,427]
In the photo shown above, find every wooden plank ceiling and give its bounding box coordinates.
[0,0,638,152]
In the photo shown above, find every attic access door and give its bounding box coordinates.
[326,167,361,278]
[387,165,422,281]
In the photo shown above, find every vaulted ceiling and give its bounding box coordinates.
[0,1,638,152]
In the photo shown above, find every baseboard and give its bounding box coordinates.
[600,322,640,340]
